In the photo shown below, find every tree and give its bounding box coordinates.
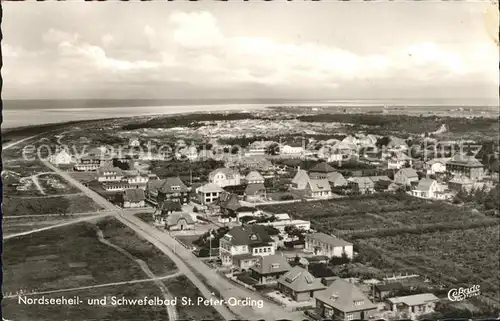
[266,143,280,156]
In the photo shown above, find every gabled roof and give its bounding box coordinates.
[274,213,291,221]
[146,179,165,194]
[315,278,377,313]
[368,176,392,182]
[292,169,310,185]
[425,157,451,166]
[416,178,436,191]
[449,175,473,185]
[217,192,241,211]
[246,171,265,182]
[166,212,195,226]
[209,168,239,180]
[387,293,440,306]
[348,177,374,186]
[390,152,412,161]
[123,188,145,202]
[305,233,352,247]
[307,179,331,193]
[397,168,418,178]
[245,183,266,196]
[447,154,483,167]
[198,183,224,193]
[225,225,273,246]
[309,162,336,173]
[161,200,182,212]
[98,166,124,176]
[327,172,347,184]
[278,266,325,293]
[158,177,189,194]
[250,254,292,275]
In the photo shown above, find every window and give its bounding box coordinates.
[346,313,354,320]
[354,300,364,306]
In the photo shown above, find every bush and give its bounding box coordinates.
[280,194,294,200]
[193,206,199,213]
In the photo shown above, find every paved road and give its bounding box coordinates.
[2,135,39,151]
[43,161,306,321]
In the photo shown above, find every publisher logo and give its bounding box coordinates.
[448,285,481,302]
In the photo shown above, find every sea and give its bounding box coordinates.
[1,98,497,129]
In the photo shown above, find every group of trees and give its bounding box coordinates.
[454,185,499,214]
[149,159,224,182]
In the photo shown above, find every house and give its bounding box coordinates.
[410,178,449,200]
[219,225,275,268]
[196,183,224,205]
[245,171,265,184]
[277,266,326,302]
[280,144,304,157]
[315,278,377,320]
[385,293,440,319]
[305,179,332,199]
[448,175,474,192]
[250,254,292,284]
[424,158,450,175]
[153,200,183,226]
[373,282,407,301]
[348,177,375,194]
[274,213,291,222]
[74,155,108,171]
[309,162,336,178]
[247,141,274,156]
[244,183,267,202]
[49,149,73,165]
[209,168,241,187]
[147,176,189,207]
[394,168,419,186]
[387,137,408,151]
[446,153,484,181]
[291,169,310,190]
[237,156,274,172]
[102,181,130,192]
[304,233,353,259]
[217,192,242,216]
[259,219,310,233]
[388,152,413,170]
[122,188,146,208]
[165,212,195,231]
[129,137,140,147]
[97,167,124,182]
[124,172,149,188]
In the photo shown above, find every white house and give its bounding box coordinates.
[97,167,124,182]
[305,178,332,199]
[208,168,241,187]
[280,145,304,156]
[386,293,440,320]
[410,178,450,200]
[394,168,419,186]
[129,137,141,147]
[122,188,146,208]
[197,183,224,205]
[424,158,450,175]
[50,149,73,165]
[388,152,413,170]
[258,220,311,233]
[304,233,353,259]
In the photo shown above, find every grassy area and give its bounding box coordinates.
[2,159,52,176]
[96,218,177,276]
[3,223,150,294]
[136,212,154,223]
[37,173,81,195]
[357,226,500,306]
[2,218,78,236]
[164,275,224,320]
[2,195,103,216]
[1,282,170,321]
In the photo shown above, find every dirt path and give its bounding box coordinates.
[2,135,40,151]
[5,193,85,199]
[3,210,111,219]
[3,213,111,240]
[94,226,178,321]
[2,272,182,299]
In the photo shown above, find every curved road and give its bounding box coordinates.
[43,161,305,321]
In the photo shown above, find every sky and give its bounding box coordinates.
[2,2,499,102]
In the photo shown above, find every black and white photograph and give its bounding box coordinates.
[1,2,499,321]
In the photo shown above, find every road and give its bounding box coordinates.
[43,161,306,321]
[2,135,39,151]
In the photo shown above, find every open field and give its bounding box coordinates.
[37,173,81,195]
[96,218,177,276]
[2,159,52,176]
[2,194,104,216]
[163,275,224,320]
[2,217,83,237]
[3,218,178,295]
[357,226,500,306]
[1,282,171,321]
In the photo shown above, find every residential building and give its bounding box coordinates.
[388,152,413,170]
[373,282,407,301]
[165,212,195,231]
[124,173,149,188]
[291,169,310,190]
[394,168,419,186]
[245,171,265,184]
[315,278,377,320]
[348,177,375,194]
[209,168,241,187]
[424,158,450,175]
[305,179,332,199]
[219,225,275,268]
[97,167,124,182]
[277,266,326,302]
[280,144,304,156]
[49,149,73,165]
[217,192,242,216]
[274,213,291,222]
[196,183,224,205]
[304,233,353,259]
[385,293,440,319]
[129,137,140,147]
[448,175,474,192]
[102,181,130,192]
[387,137,409,151]
[247,141,274,156]
[122,188,146,208]
[410,178,449,200]
[244,183,267,202]
[446,154,484,180]
[146,176,189,206]
[309,162,336,178]
[250,254,292,284]
[74,155,108,172]
[258,219,310,233]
